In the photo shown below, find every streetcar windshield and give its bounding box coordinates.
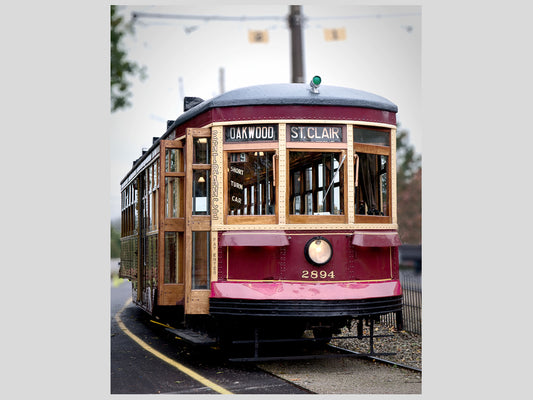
[289,151,345,215]
[227,151,276,215]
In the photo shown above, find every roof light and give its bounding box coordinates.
[310,75,322,93]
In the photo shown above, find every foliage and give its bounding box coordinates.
[110,223,121,258]
[110,5,146,112]
[396,124,421,244]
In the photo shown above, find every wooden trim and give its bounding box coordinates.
[159,284,185,306]
[189,128,211,137]
[346,125,355,224]
[187,290,211,314]
[158,139,187,306]
[185,127,212,315]
[224,142,278,151]
[211,125,223,224]
[184,130,194,314]
[354,215,392,224]
[191,164,211,170]
[226,215,277,225]
[286,142,347,149]
[278,124,287,225]
[190,216,211,231]
[162,218,185,231]
[354,143,390,155]
[287,214,347,224]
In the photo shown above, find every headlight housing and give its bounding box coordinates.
[304,237,333,267]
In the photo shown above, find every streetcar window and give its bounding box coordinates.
[165,149,183,172]
[289,151,345,215]
[355,153,389,216]
[192,231,210,289]
[165,177,184,218]
[164,232,183,284]
[193,170,209,215]
[193,137,210,164]
[353,127,390,147]
[227,151,276,216]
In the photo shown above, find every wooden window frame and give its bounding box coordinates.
[354,140,392,224]
[223,144,279,225]
[286,148,348,225]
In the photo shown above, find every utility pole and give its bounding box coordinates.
[133,7,307,84]
[219,67,225,94]
[288,5,305,83]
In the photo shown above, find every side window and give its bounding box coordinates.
[164,232,183,284]
[355,153,389,216]
[353,127,391,219]
[165,147,184,218]
[192,137,210,215]
[192,231,210,289]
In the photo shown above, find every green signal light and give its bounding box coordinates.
[310,75,322,93]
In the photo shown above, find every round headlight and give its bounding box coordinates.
[304,237,333,266]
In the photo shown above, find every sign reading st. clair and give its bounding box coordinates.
[289,125,344,142]
[224,124,278,142]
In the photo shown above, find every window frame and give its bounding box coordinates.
[286,148,348,225]
[223,143,279,225]
[353,127,393,224]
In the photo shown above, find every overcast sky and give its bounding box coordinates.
[110,4,421,221]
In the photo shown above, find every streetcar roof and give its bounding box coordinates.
[168,83,397,133]
[122,83,397,185]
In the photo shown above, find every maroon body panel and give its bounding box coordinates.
[175,105,396,139]
[216,230,400,290]
[211,280,402,301]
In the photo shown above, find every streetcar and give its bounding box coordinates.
[119,77,403,357]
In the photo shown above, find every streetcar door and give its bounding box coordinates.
[183,128,212,315]
[158,139,186,307]
[157,128,212,315]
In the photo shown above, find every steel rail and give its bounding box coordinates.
[327,344,422,373]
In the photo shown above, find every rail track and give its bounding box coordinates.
[326,344,422,373]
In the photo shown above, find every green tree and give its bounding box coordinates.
[110,222,121,258]
[111,5,146,112]
[396,124,421,244]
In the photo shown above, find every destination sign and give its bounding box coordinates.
[288,125,344,142]
[224,124,278,143]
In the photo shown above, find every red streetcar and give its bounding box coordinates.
[119,77,403,358]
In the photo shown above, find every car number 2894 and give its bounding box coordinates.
[301,270,335,279]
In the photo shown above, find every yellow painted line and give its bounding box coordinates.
[115,298,233,395]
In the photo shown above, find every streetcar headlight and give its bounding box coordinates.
[304,237,332,266]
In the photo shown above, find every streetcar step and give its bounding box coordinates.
[165,327,217,346]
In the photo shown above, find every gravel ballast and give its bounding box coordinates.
[334,320,422,370]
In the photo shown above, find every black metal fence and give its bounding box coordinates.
[381,270,421,334]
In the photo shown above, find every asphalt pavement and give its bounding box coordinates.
[110,277,308,394]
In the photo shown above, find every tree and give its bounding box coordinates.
[110,223,121,258]
[110,5,146,112]
[396,124,421,244]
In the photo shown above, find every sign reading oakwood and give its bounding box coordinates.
[224,125,278,142]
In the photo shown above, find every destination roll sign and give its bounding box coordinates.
[224,124,278,143]
[288,124,344,142]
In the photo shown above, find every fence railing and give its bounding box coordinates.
[381,270,421,334]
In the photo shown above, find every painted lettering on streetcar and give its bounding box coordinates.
[301,270,336,279]
[288,125,344,142]
[224,125,278,142]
